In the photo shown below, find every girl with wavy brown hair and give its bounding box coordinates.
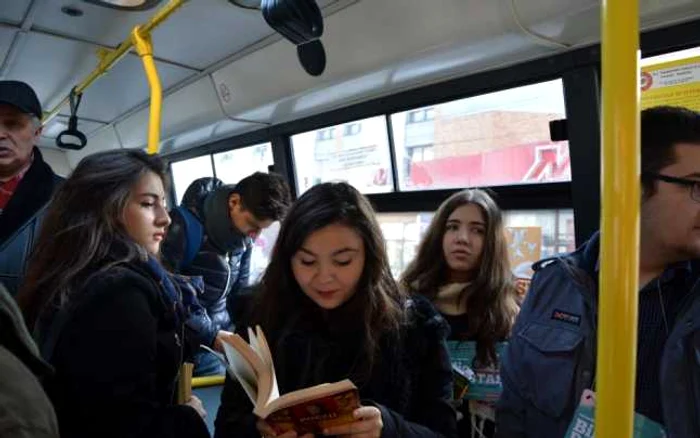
[401,189,519,438]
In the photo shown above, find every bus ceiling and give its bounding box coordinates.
[0,0,699,164]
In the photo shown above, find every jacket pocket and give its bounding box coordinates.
[516,321,583,418]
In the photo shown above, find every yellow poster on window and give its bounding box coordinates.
[641,56,700,112]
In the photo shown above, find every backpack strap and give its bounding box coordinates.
[173,206,204,271]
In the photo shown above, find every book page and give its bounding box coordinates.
[255,326,280,406]
[220,342,259,405]
[246,327,277,410]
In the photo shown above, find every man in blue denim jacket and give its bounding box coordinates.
[496,106,700,438]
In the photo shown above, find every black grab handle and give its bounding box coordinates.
[56,115,88,150]
[56,89,88,150]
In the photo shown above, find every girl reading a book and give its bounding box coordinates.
[17,150,210,438]
[400,189,520,438]
[215,182,458,438]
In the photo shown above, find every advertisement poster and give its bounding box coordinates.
[641,56,700,112]
[505,227,541,279]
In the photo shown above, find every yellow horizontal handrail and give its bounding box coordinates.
[42,0,186,124]
[192,375,226,389]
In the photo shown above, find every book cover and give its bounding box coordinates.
[265,388,361,435]
[202,326,360,435]
[446,341,506,402]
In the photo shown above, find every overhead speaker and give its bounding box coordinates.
[261,0,326,76]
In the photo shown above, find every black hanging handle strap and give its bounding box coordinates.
[56,87,88,150]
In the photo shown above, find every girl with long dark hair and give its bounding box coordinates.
[401,189,520,438]
[214,182,458,438]
[17,150,209,438]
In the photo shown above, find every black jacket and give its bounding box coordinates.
[0,148,63,295]
[39,260,209,438]
[162,178,251,345]
[0,282,58,438]
[214,294,458,438]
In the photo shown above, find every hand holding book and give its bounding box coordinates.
[322,406,383,437]
[256,405,383,438]
[203,326,363,435]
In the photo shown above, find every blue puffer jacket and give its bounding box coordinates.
[161,178,252,347]
[496,233,700,438]
[0,148,63,296]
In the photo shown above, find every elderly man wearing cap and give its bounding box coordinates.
[0,81,63,296]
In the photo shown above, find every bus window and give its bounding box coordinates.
[291,115,394,195]
[390,79,570,191]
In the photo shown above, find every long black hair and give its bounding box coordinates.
[251,182,406,371]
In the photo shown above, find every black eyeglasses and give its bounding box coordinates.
[643,172,700,202]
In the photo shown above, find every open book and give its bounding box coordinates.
[203,326,360,435]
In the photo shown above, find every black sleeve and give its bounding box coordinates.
[213,374,259,438]
[51,273,209,438]
[375,337,458,438]
[161,208,188,273]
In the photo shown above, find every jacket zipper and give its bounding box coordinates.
[223,253,232,296]
[170,286,186,405]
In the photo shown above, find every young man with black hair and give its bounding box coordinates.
[162,172,292,376]
[496,106,700,438]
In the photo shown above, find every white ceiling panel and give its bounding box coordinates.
[31,0,347,70]
[4,32,97,113]
[158,118,260,155]
[146,0,275,69]
[6,30,194,122]
[64,126,123,169]
[41,114,107,140]
[65,54,195,122]
[32,1,156,47]
[114,75,229,150]
[0,27,17,68]
[0,0,31,25]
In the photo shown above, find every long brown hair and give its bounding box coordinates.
[251,182,406,371]
[17,149,168,331]
[401,189,518,364]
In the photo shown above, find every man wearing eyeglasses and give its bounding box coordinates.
[496,106,700,438]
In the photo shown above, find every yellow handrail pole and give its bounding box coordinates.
[42,0,185,124]
[596,0,640,437]
[192,375,226,389]
[132,27,163,155]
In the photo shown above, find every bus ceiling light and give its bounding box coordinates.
[228,0,262,10]
[61,6,85,17]
[83,0,164,11]
[261,0,326,76]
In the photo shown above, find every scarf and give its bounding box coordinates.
[202,186,249,254]
[433,282,470,315]
[144,256,205,327]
